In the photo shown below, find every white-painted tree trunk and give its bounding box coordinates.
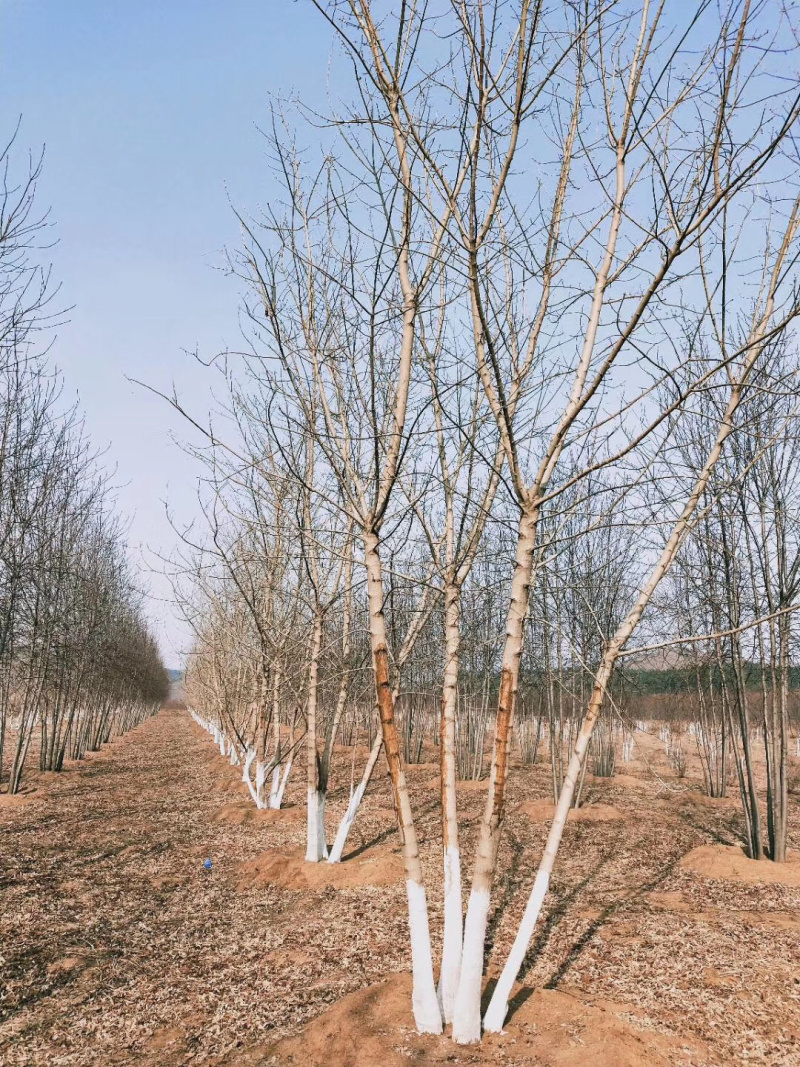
[305,611,326,862]
[364,530,442,1034]
[328,728,383,863]
[269,764,282,808]
[306,786,329,861]
[452,507,538,1044]
[438,581,463,1023]
[453,884,491,1041]
[255,760,268,807]
[274,756,292,808]
[407,877,444,1034]
[440,844,463,1019]
[242,747,258,805]
[482,268,793,1030]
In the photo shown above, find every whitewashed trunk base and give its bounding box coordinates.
[305,788,328,862]
[328,781,365,863]
[452,886,491,1043]
[268,764,281,808]
[255,761,267,808]
[438,845,463,1023]
[273,757,292,809]
[406,878,444,1034]
[483,869,550,1033]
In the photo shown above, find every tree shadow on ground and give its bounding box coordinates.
[483,830,527,964]
[537,855,683,994]
[344,798,438,859]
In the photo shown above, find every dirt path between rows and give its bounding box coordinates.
[1,707,378,1066]
[2,708,799,1066]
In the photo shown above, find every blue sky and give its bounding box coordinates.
[0,1,332,666]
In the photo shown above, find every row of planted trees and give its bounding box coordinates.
[0,135,169,793]
[178,0,800,1045]
[660,363,800,863]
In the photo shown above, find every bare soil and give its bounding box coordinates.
[518,800,625,822]
[1,708,799,1066]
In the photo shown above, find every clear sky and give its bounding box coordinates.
[0,1,333,668]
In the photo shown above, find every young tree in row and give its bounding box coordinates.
[307,0,800,1043]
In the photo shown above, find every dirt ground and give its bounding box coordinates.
[1,707,799,1066]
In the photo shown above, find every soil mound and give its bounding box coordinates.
[0,792,34,808]
[236,846,403,891]
[255,973,701,1067]
[518,800,625,822]
[679,844,800,886]
[457,777,489,791]
[210,803,302,826]
[604,774,650,790]
[209,773,251,796]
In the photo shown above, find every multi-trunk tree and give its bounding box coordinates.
[178,0,800,1047]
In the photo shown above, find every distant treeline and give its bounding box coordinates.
[499,664,800,700]
[618,665,800,696]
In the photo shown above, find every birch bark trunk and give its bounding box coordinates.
[452,506,539,1043]
[269,662,284,808]
[483,257,797,1029]
[438,580,462,1022]
[328,727,383,863]
[364,528,442,1034]
[305,611,327,862]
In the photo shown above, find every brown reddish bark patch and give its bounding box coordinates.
[679,844,800,886]
[247,973,704,1067]
[210,803,302,826]
[518,800,625,823]
[235,846,403,891]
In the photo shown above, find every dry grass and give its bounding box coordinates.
[1,708,798,1065]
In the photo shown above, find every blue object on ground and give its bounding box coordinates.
[203,858,212,872]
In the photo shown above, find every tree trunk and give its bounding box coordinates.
[484,351,771,1033]
[305,610,327,862]
[453,506,539,1043]
[364,528,442,1035]
[328,727,383,863]
[439,580,463,1023]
